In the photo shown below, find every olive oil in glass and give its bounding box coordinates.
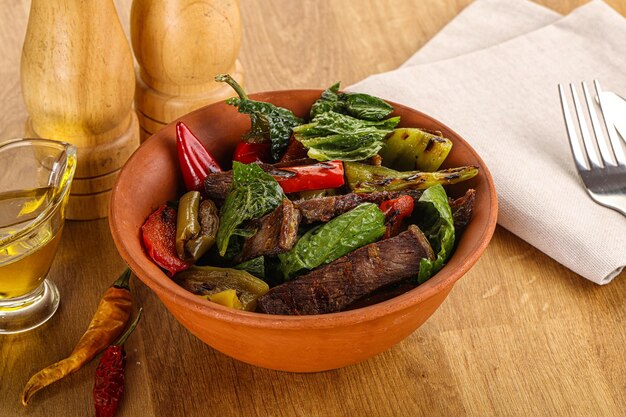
[0,187,62,299]
[0,139,76,333]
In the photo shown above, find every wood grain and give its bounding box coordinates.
[20,0,140,219]
[2,0,625,416]
[132,0,245,133]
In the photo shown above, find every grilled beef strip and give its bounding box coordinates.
[294,190,423,224]
[256,225,434,315]
[204,159,316,201]
[235,199,301,263]
[450,189,476,232]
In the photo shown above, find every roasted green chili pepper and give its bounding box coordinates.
[344,161,479,193]
[379,128,453,172]
[185,199,219,261]
[175,191,219,262]
[176,191,202,259]
[175,266,270,311]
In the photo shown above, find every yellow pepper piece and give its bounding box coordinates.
[205,289,243,310]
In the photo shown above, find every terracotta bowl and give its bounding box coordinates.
[109,90,498,372]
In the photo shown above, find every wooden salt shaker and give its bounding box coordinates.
[131,0,245,140]
[20,0,139,220]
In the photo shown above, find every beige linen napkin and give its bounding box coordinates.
[349,0,626,284]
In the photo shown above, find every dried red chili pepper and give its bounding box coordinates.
[271,160,345,193]
[93,308,143,417]
[141,204,193,277]
[21,269,133,406]
[380,195,414,239]
[176,121,222,192]
[233,141,271,164]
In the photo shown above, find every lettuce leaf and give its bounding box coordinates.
[416,185,455,283]
[279,202,386,279]
[216,162,284,256]
[293,111,399,161]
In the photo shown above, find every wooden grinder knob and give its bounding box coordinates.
[21,0,140,220]
[131,0,245,140]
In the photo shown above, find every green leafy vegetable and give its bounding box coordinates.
[293,111,400,161]
[415,185,455,283]
[310,82,394,121]
[344,161,479,193]
[216,74,303,161]
[279,203,386,279]
[234,256,265,279]
[216,162,284,256]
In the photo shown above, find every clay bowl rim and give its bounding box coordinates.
[110,89,498,330]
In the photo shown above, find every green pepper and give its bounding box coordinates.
[175,266,270,311]
[176,191,202,260]
[175,192,219,262]
[185,199,219,261]
[344,161,479,193]
[379,128,453,171]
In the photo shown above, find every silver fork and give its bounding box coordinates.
[558,80,626,216]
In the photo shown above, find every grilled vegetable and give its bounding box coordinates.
[379,128,453,171]
[415,185,455,283]
[293,111,400,161]
[344,161,478,193]
[380,195,414,238]
[177,197,219,262]
[142,205,193,276]
[175,191,202,260]
[216,162,284,256]
[176,122,222,192]
[216,74,303,161]
[279,203,386,279]
[233,142,271,164]
[176,266,270,311]
[310,82,394,121]
[271,160,345,193]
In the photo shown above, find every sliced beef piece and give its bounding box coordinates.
[204,171,233,201]
[256,225,434,315]
[204,159,318,201]
[449,189,476,233]
[295,190,423,224]
[235,199,301,263]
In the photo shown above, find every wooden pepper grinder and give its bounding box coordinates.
[21,0,140,220]
[131,0,245,140]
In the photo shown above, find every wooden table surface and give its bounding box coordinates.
[2,0,626,416]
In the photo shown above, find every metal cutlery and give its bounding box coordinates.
[558,80,626,216]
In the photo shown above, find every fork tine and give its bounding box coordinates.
[558,84,588,171]
[570,83,603,169]
[594,80,626,166]
[582,81,615,167]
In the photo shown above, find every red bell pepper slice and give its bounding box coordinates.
[233,142,271,164]
[271,160,345,194]
[141,205,192,277]
[176,122,222,192]
[379,196,414,239]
